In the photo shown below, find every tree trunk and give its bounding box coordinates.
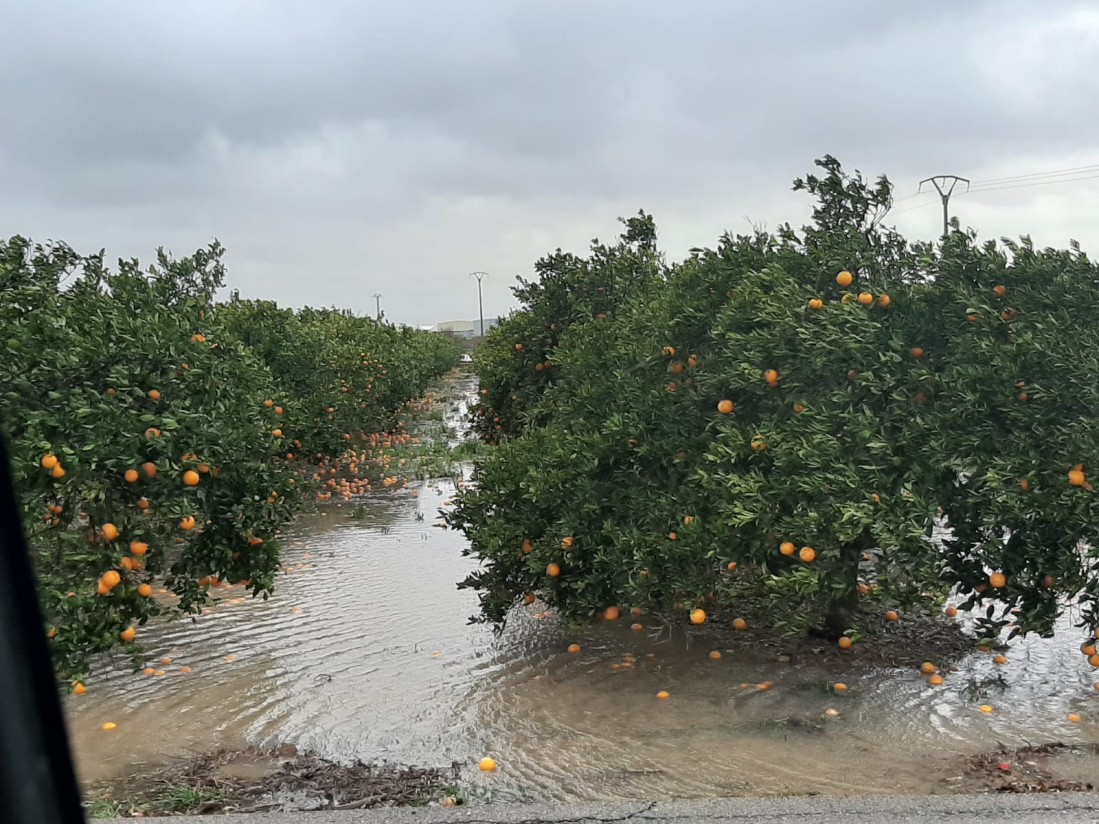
[811,529,872,640]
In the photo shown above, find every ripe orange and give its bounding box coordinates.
[41,454,59,470]
[877,294,891,307]
[102,569,121,588]
[989,572,1007,589]
[726,561,738,572]
[182,470,200,487]
[96,580,110,596]
[101,722,118,731]
[857,292,874,306]
[667,531,679,541]
[264,399,274,408]
[1082,643,1097,657]
[689,608,707,625]
[561,536,574,550]
[993,654,1008,665]
[993,284,1007,297]
[274,406,284,415]
[764,369,779,384]
[717,399,735,415]
[141,461,157,478]
[1069,467,1087,487]
[1019,478,1030,491]
[101,523,120,542]
[180,515,197,531]
[567,643,581,654]
[978,705,994,714]
[138,583,153,597]
[546,563,561,578]
[191,333,206,343]
[885,610,900,622]
[779,541,796,556]
[799,546,816,563]
[836,270,853,287]
[708,650,722,660]
[72,682,87,696]
[119,626,137,642]
[833,683,848,693]
[147,389,161,401]
[944,606,958,618]
[662,346,676,357]
[1089,653,1099,668]
[124,468,139,483]
[910,347,925,359]
[929,675,945,686]
[808,298,823,310]
[838,636,853,650]
[631,622,644,632]
[920,662,937,675]
[793,402,806,413]
[1068,713,1082,723]
[272,429,283,438]
[732,617,747,631]
[604,606,620,621]
[514,343,524,351]
[50,464,65,479]
[478,756,497,772]
[656,690,670,700]
[119,557,135,571]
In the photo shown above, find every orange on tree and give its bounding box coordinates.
[101,523,120,542]
[717,399,735,415]
[689,608,707,625]
[119,626,136,643]
[41,454,59,470]
[808,298,823,310]
[182,469,200,487]
[989,572,1007,589]
[857,292,874,305]
[124,468,139,483]
[137,583,153,598]
[147,389,161,401]
[779,541,796,556]
[799,546,816,563]
[604,605,620,621]
[732,617,747,631]
[836,270,853,287]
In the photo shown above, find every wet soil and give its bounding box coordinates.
[86,747,461,816]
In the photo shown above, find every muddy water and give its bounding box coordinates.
[66,373,1099,800]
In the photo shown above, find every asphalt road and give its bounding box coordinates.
[105,792,1099,823]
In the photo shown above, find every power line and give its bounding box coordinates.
[969,163,1099,187]
[963,171,1099,195]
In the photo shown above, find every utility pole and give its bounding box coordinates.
[372,293,382,322]
[918,175,970,238]
[469,272,487,339]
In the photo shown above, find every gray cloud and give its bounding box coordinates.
[2,0,1098,324]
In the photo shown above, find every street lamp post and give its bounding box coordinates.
[372,293,382,323]
[469,272,487,339]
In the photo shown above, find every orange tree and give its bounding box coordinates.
[216,300,459,457]
[448,157,1099,651]
[1,236,457,680]
[470,213,664,443]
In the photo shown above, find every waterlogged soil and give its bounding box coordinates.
[66,371,1099,810]
[86,747,460,816]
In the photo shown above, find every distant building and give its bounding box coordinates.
[433,320,476,338]
[425,318,501,338]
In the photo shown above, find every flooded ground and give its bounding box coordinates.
[67,372,1099,802]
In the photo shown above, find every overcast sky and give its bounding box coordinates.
[3,1,1098,326]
